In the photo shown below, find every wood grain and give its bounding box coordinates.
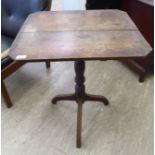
[20,10,138,32]
[9,10,152,61]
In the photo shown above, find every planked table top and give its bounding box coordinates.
[9,10,152,62]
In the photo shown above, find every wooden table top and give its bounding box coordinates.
[9,10,152,62]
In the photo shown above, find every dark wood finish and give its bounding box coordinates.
[48,0,52,10]
[45,61,51,68]
[9,10,151,62]
[52,61,109,147]
[9,10,151,147]
[122,0,154,82]
[1,61,25,107]
[76,101,82,148]
[124,59,146,82]
[1,61,25,80]
[52,94,76,104]
[1,80,13,108]
[51,62,108,106]
[74,61,85,102]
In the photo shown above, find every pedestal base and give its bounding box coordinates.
[52,93,109,106]
[51,61,109,148]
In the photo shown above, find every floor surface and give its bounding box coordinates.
[2,61,154,155]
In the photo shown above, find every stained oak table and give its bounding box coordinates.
[9,10,152,148]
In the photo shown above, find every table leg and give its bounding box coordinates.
[76,101,83,148]
[52,94,76,104]
[52,60,109,147]
[84,93,109,106]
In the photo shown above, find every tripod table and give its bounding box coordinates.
[9,10,151,148]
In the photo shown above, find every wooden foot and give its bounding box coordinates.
[1,80,13,108]
[139,73,145,83]
[45,62,50,68]
[123,60,146,83]
[52,94,76,104]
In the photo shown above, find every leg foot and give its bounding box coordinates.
[76,102,82,148]
[1,80,13,108]
[52,94,76,104]
[85,93,109,106]
[139,73,145,83]
[46,62,50,69]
